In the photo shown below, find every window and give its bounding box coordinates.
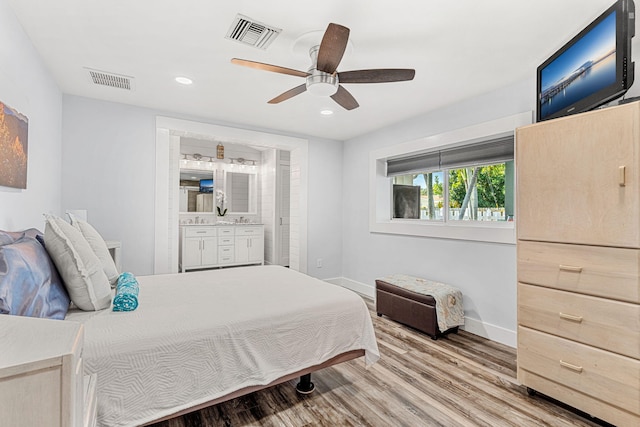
[388,137,514,223]
[369,112,532,244]
[392,171,444,220]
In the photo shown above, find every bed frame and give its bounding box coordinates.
[144,349,365,425]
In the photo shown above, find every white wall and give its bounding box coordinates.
[341,78,535,346]
[0,0,62,231]
[61,95,344,278]
[306,137,343,279]
[61,96,157,274]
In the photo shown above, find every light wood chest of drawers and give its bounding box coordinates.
[516,102,640,426]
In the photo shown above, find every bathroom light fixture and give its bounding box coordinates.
[175,76,193,85]
[180,153,216,170]
[227,157,259,171]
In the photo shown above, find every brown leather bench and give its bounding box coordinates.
[375,278,460,340]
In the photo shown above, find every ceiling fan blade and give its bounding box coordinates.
[331,85,359,110]
[231,58,309,78]
[268,84,307,104]
[338,69,416,83]
[316,23,350,74]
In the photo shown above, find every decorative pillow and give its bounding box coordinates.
[0,229,70,319]
[68,215,119,286]
[44,215,111,311]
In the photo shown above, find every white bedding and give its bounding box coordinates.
[65,265,379,427]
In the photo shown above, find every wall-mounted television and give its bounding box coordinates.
[537,0,635,122]
[199,179,213,193]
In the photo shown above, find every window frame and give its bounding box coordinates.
[369,112,532,244]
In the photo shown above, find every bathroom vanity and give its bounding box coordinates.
[179,224,264,272]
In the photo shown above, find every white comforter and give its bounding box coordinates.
[65,265,379,427]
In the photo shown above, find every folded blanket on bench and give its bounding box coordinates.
[379,274,464,332]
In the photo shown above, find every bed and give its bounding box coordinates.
[0,225,379,427]
[65,265,380,427]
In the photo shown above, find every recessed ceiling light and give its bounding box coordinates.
[320,109,334,116]
[175,76,193,85]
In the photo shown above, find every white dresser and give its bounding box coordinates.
[515,102,640,426]
[180,224,264,272]
[0,315,97,427]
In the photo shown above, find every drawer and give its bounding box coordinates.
[218,227,235,236]
[517,240,640,303]
[218,246,234,264]
[517,326,640,415]
[517,368,640,427]
[518,283,640,358]
[184,227,217,237]
[218,236,234,246]
[236,226,262,235]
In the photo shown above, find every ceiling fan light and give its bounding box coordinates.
[307,82,338,96]
[305,70,338,96]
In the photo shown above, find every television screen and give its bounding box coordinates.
[537,0,635,122]
[199,179,213,193]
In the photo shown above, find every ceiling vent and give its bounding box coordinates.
[225,14,281,49]
[85,68,135,91]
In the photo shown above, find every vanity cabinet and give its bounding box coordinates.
[180,227,218,272]
[515,102,640,427]
[0,315,97,427]
[217,227,235,264]
[235,226,264,265]
[180,224,264,271]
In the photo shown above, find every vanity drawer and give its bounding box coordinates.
[218,236,234,246]
[517,326,640,415]
[517,240,640,303]
[217,227,235,236]
[236,226,262,235]
[518,283,640,359]
[218,246,234,264]
[184,227,217,238]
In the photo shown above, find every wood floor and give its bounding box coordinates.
[150,298,612,427]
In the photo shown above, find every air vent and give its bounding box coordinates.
[225,14,281,49]
[85,68,135,91]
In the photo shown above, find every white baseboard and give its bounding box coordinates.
[325,277,375,299]
[462,317,516,348]
[324,276,516,348]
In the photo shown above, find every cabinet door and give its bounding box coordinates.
[201,236,218,266]
[235,236,250,264]
[516,102,640,247]
[248,236,264,263]
[183,237,202,267]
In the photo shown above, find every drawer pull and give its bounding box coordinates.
[619,165,626,187]
[560,360,583,373]
[559,264,582,273]
[559,312,583,323]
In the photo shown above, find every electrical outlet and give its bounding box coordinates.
[316,258,323,268]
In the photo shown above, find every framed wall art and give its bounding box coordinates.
[0,101,28,189]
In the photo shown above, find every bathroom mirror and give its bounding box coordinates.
[179,169,215,213]
[224,170,257,214]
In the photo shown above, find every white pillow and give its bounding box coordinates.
[69,215,119,286]
[44,215,111,311]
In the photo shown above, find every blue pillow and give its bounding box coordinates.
[0,230,70,320]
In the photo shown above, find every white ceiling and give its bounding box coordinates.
[8,0,616,140]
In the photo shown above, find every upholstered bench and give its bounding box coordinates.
[375,274,464,340]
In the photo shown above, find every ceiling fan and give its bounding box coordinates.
[231,23,415,111]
